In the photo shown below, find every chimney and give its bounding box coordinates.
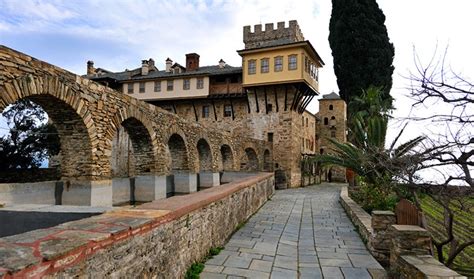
[148,58,155,69]
[87,60,95,75]
[185,53,200,71]
[218,59,226,68]
[165,58,173,72]
[141,60,149,75]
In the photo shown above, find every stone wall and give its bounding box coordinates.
[316,97,347,182]
[0,45,272,204]
[165,84,313,188]
[0,181,57,205]
[243,20,305,49]
[0,173,275,278]
[340,187,465,278]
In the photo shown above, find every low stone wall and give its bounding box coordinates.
[340,186,465,278]
[0,172,274,278]
[0,181,57,205]
[339,186,373,243]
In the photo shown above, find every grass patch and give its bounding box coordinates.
[420,195,474,277]
[184,246,224,279]
[184,263,204,279]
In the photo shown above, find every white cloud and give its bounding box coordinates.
[1,0,472,118]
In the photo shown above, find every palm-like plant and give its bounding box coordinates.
[313,87,424,210]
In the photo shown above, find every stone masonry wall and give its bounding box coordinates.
[166,84,310,188]
[317,98,347,182]
[0,45,272,184]
[243,20,305,49]
[0,173,275,278]
[340,187,465,278]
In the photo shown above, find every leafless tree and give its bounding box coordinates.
[398,48,473,267]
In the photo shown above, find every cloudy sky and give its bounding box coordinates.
[0,0,473,126]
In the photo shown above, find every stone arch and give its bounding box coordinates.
[241,147,259,171]
[196,138,212,171]
[168,133,190,172]
[107,106,159,174]
[0,76,98,180]
[220,144,234,171]
[263,149,272,171]
[110,117,156,177]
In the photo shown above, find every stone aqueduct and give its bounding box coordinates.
[0,45,273,206]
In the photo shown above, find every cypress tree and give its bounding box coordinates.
[329,0,395,117]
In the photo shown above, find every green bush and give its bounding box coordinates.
[351,183,397,213]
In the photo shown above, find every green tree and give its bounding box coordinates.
[329,0,395,117]
[0,99,60,169]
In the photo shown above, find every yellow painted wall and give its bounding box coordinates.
[242,46,320,91]
[123,77,209,101]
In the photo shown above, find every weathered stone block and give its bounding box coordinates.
[134,175,167,202]
[198,172,220,188]
[62,180,112,207]
[112,178,131,205]
[174,173,197,193]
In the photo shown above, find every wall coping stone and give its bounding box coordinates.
[399,255,466,278]
[0,172,273,277]
[372,210,395,216]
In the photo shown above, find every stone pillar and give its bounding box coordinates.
[371,211,396,266]
[389,225,432,269]
[174,173,197,194]
[199,172,220,188]
[134,175,167,202]
[112,178,131,205]
[62,179,112,207]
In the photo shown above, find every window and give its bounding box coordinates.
[261,58,269,73]
[320,148,324,154]
[274,56,283,72]
[139,82,145,93]
[183,79,190,90]
[197,78,204,89]
[266,104,273,112]
[154,81,161,92]
[224,105,232,117]
[305,56,309,73]
[127,83,133,94]
[329,104,333,110]
[248,59,256,75]
[288,54,297,70]
[202,105,209,118]
[167,80,173,91]
[331,130,336,138]
[324,117,328,125]
[267,132,274,142]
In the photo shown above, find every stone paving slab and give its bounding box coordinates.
[202,183,386,279]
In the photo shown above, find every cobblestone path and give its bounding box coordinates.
[201,183,386,279]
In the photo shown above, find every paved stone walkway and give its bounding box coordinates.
[201,183,386,279]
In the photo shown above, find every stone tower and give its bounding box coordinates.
[243,20,305,49]
[317,92,347,182]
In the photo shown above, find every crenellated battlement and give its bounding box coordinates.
[243,20,305,49]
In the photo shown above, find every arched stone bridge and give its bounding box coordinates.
[0,46,273,206]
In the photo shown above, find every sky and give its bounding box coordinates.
[0,0,473,133]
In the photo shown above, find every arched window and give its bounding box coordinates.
[319,148,324,154]
[324,117,328,125]
[331,116,335,120]
[329,104,333,110]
